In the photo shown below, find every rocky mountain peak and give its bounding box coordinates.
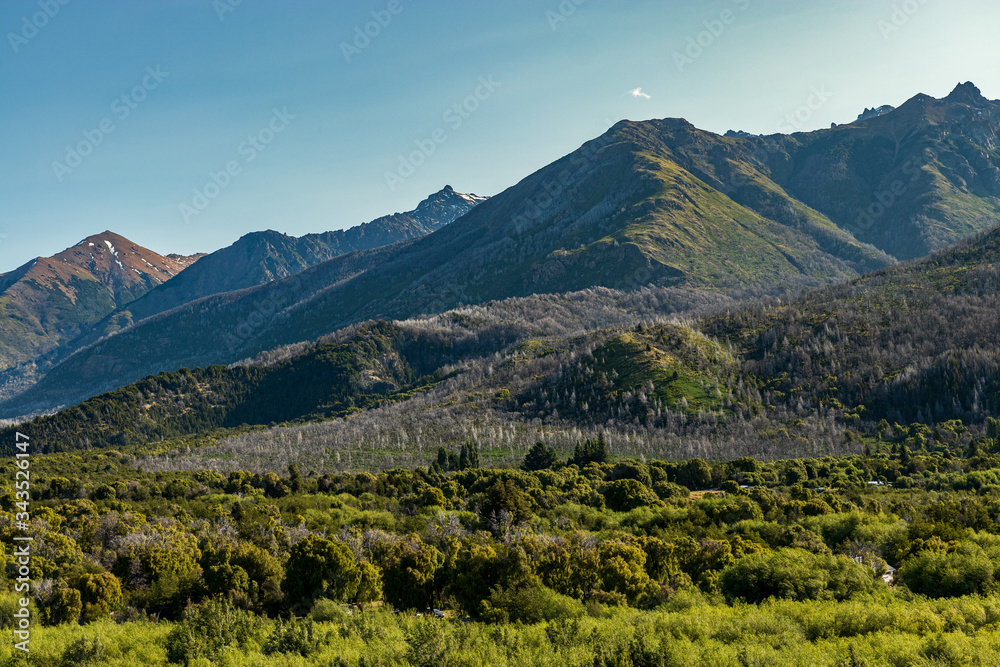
[945,81,987,105]
[410,185,488,229]
[855,105,895,122]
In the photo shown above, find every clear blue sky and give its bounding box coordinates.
[1,0,997,272]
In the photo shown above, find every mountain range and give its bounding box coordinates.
[1,82,998,421]
[61,185,487,348]
[0,185,485,411]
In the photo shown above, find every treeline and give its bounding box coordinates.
[0,322,428,452]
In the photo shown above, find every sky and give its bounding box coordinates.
[1,0,997,273]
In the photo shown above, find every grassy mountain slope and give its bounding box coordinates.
[520,322,750,426]
[772,83,1000,259]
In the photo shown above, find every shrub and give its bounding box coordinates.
[59,636,104,667]
[899,544,996,598]
[719,548,873,604]
[282,535,360,606]
[36,585,82,626]
[481,584,585,624]
[78,572,124,622]
[603,479,661,512]
[165,597,261,664]
[263,618,326,657]
[310,597,350,623]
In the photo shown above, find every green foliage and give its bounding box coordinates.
[282,536,360,606]
[375,537,443,610]
[446,536,501,616]
[78,572,123,622]
[59,636,105,667]
[406,620,452,667]
[481,584,585,624]
[899,543,997,598]
[602,478,661,512]
[38,586,82,626]
[459,439,481,469]
[570,435,609,466]
[597,540,653,605]
[165,597,261,664]
[678,458,712,490]
[354,560,383,609]
[720,548,874,604]
[263,618,326,657]
[479,478,532,526]
[522,441,559,471]
[309,597,350,623]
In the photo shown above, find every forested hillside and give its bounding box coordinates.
[6,226,1000,472]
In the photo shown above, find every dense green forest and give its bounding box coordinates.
[6,429,1000,664]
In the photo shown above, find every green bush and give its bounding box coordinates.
[282,535,360,606]
[165,597,261,664]
[720,548,873,604]
[310,597,350,623]
[899,543,996,598]
[37,586,82,626]
[481,584,585,624]
[263,618,326,657]
[603,479,661,512]
[59,636,105,667]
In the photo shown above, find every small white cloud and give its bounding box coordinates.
[628,87,651,99]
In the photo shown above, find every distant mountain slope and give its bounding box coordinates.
[86,185,486,337]
[774,82,1000,259]
[1,321,424,452]
[704,225,1000,427]
[7,224,1000,458]
[3,83,999,418]
[0,186,485,408]
[0,231,200,372]
[0,286,727,451]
